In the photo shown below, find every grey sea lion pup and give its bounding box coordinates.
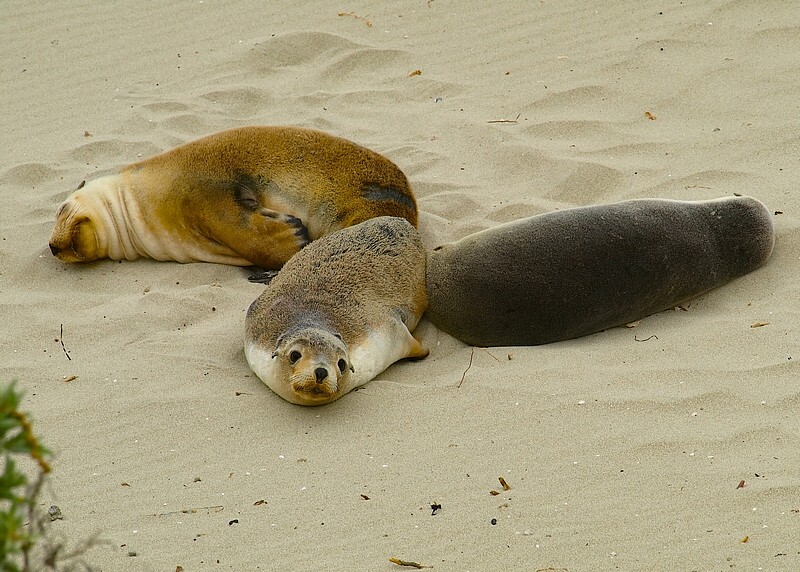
[245,216,429,405]
[426,196,775,347]
[49,126,418,269]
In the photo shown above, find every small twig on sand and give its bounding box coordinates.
[389,557,432,569]
[59,324,71,361]
[152,505,223,517]
[338,11,373,27]
[634,334,658,342]
[480,348,501,363]
[458,347,475,388]
[487,112,521,124]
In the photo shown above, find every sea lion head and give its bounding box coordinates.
[268,327,354,406]
[49,181,105,262]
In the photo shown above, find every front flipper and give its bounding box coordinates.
[405,333,429,360]
[349,314,429,389]
[392,307,428,360]
[384,316,429,364]
[207,207,310,270]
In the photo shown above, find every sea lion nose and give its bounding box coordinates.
[314,367,328,384]
[49,244,61,256]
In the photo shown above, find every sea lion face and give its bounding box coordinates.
[49,187,103,262]
[268,328,354,406]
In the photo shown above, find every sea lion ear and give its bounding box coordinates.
[349,364,355,373]
[271,335,283,359]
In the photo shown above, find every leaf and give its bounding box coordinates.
[4,434,33,455]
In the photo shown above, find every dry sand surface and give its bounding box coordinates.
[2,1,799,570]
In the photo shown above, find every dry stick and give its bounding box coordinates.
[458,347,475,388]
[389,557,431,569]
[337,11,372,27]
[44,532,105,569]
[59,324,71,361]
[634,335,658,342]
[480,348,501,363]
[152,505,223,517]
[487,112,521,124]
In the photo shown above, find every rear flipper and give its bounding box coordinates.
[248,269,280,284]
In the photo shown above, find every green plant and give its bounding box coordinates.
[1,381,98,571]
[1,381,52,571]
[0,382,100,571]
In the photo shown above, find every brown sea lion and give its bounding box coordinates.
[49,126,417,268]
[245,216,428,405]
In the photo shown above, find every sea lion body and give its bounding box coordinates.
[49,126,417,268]
[426,196,775,347]
[245,216,428,405]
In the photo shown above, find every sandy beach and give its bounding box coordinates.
[2,1,798,570]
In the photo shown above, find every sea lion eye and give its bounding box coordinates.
[337,359,347,374]
[289,350,302,364]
